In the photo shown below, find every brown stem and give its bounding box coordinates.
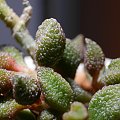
[91,71,104,93]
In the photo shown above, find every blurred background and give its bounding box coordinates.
[0,0,120,58]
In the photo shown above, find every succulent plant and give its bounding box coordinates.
[0,52,18,71]
[108,58,120,70]
[88,84,120,120]
[100,69,120,85]
[67,78,92,103]
[15,109,36,120]
[63,102,88,120]
[13,73,41,105]
[2,46,27,67]
[35,18,66,67]
[0,1,119,119]
[84,38,105,76]
[56,38,82,78]
[0,51,32,74]
[37,67,73,112]
[0,99,26,120]
[72,34,84,58]
[0,69,14,95]
[84,38,105,91]
[100,58,120,85]
[37,109,58,120]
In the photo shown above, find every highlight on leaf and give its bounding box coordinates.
[37,67,73,112]
[13,73,41,105]
[88,84,120,120]
[35,18,66,67]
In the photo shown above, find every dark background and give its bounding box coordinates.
[0,0,120,58]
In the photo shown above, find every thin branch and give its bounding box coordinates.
[20,0,32,25]
[0,0,36,58]
[0,0,19,28]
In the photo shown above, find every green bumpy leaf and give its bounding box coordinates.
[56,39,82,78]
[63,102,88,120]
[100,69,120,85]
[0,52,16,70]
[84,38,105,76]
[37,109,58,120]
[88,84,120,120]
[0,69,14,95]
[0,99,26,120]
[100,58,120,85]
[2,46,26,66]
[15,109,36,120]
[72,34,84,58]
[108,58,120,70]
[37,67,73,112]
[0,52,28,72]
[67,78,92,103]
[35,18,66,67]
[13,74,41,105]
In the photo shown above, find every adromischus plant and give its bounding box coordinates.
[0,0,120,120]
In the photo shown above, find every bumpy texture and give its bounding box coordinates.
[63,102,88,120]
[100,69,120,85]
[108,58,120,70]
[13,74,41,105]
[88,84,120,120]
[37,67,73,112]
[0,52,16,70]
[37,109,58,120]
[0,69,14,95]
[0,99,25,120]
[84,38,105,75]
[0,52,28,72]
[2,46,26,66]
[67,78,92,103]
[100,58,120,85]
[56,39,82,78]
[35,18,66,67]
[72,34,84,59]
